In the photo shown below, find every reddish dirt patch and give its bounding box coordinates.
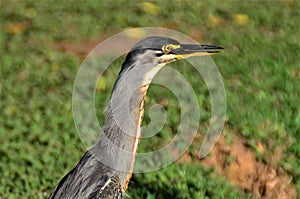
[54,36,107,58]
[200,136,297,199]
[176,151,192,164]
[175,128,297,198]
[53,34,144,59]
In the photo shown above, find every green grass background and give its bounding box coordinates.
[1,1,299,198]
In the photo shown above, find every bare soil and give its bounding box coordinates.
[176,131,297,199]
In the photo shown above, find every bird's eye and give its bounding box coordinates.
[162,44,171,54]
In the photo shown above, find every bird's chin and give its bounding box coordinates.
[158,54,178,64]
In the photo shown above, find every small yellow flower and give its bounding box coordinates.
[25,8,37,18]
[6,22,28,34]
[5,106,17,116]
[233,14,250,26]
[97,77,106,92]
[139,2,160,15]
[207,15,223,27]
[124,28,146,39]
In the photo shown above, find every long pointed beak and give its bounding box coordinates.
[174,44,223,59]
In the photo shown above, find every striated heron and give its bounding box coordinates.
[49,36,223,199]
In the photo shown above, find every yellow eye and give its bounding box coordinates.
[162,44,171,54]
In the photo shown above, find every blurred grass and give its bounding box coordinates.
[1,1,299,198]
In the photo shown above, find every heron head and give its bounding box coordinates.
[120,36,222,74]
[128,36,222,62]
[114,36,223,89]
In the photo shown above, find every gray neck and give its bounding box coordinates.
[92,51,162,190]
[92,67,148,190]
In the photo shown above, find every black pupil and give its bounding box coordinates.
[166,46,170,51]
